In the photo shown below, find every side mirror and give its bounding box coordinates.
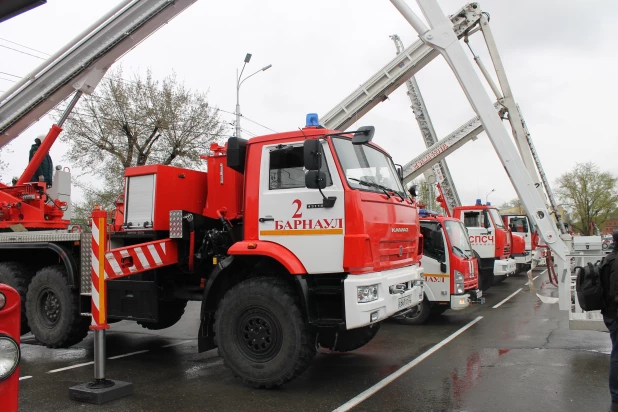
[394,164,404,181]
[352,126,375,145]
[303,140,322,171]
[440,262,447,273]
[305,170,326,190]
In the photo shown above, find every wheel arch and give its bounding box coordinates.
[198,254,309,353]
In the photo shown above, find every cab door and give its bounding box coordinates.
[462,210,495,259]
[420,222,450,301]
[258,140,345,274]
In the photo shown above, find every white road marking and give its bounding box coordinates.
[162,340,192,348]
[47,361,94,374]
[19,376,32,381]
[539,269,548,276]
[493,288,523,309]
[108,349,149,360]
[533,275,539,281]
[332,316,483,412]
[46,349,150,373]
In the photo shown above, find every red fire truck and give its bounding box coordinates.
[453,201,517,290]
[0,114,425,388]
[502,214,533,273]
[397,210,482,325]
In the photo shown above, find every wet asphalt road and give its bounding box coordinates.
[16,268,613,412]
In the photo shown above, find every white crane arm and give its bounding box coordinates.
[321,3,482,131]
[0,0,198,148]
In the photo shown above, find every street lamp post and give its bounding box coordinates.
[486,188,495,205]
[235,53,272,138]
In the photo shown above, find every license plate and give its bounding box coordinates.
[398,294,413,309]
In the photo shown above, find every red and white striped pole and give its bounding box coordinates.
[69,207,132,403]
[90,207,110,384]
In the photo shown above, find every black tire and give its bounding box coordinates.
[396,298,431,325]
[318,323,381,351]
[0,262,33,335]
[214,277,316,388]
[25,266,89,348]
[137,300,187,330]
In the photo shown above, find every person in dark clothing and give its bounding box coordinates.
[601,230,618,411]
[29,137,53,187]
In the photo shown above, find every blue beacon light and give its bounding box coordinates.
[306,113,319,127]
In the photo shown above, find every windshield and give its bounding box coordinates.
[489,208,505,229]
[445,220,473,254]
[332,137,405,195]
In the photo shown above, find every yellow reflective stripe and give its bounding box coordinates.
[423,273,450,278]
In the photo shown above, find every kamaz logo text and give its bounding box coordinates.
[392,228,409,233]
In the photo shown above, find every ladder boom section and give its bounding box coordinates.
[321,3,481,131]
[401,102,501,183]
[0,0,198,148]
[391,34,460,214]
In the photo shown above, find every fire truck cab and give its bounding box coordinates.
[397,210,482,325]
[453,201,516,290]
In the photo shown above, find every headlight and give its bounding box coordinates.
[0,335,20,381]
[0,292,5,310]
[357,285,379,303]
[454,271,465,295]
[454,271,464,282]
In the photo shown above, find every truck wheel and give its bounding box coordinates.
[0,262,33,335]
[479,269,494,291]
[26,266,89,348]
[137,300,187,330]
[318,323,381,351]
[214,277,316,388]
[396,298,431,325]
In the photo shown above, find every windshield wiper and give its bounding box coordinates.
[453,245,471,259]
[348,178,406,201]
[348,177,391,198]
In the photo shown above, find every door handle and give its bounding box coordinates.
[259,217,274,222]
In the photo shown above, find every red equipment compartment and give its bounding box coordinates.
[203,143,244,220]
[123,165,208,231]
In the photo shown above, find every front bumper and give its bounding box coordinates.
[493,258,517,277]
[344,265,424,330]
[450,294,470,310]
[513,254,532,265]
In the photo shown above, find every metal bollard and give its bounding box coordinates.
[69,208,132,403]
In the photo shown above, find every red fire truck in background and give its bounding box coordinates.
[397,209,482,325]
[453,201,518,290]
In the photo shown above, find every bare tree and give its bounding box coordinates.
[555,162,618,235]
[410,177,441,212]
[59,67,227,219]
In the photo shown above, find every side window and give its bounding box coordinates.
[268,145,332,190]
[421,224,445,261]
[463,212,482,228]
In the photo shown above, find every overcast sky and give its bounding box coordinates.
[1,0,617,208]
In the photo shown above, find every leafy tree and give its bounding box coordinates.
[555,162,618,235]
[59,67,227,220]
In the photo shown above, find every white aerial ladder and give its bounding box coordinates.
[0,0,198,148]
[389,34,461,216]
